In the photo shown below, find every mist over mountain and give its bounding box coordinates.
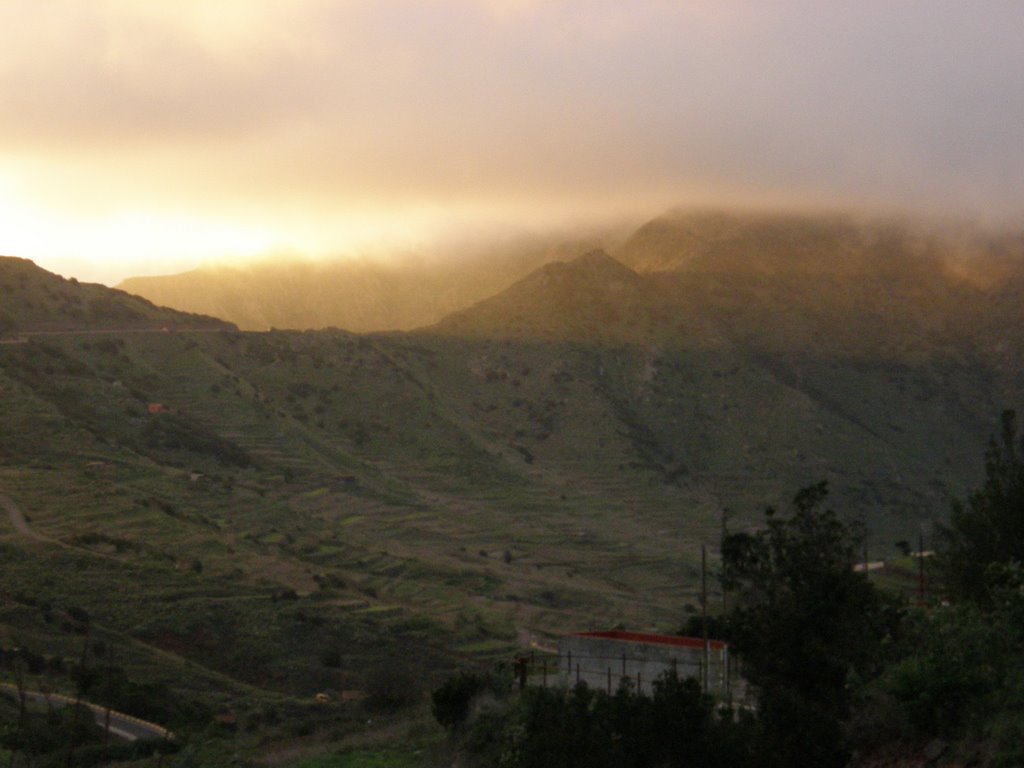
[48,208,1024,537]
[429,211,1024,373]
[3,0,1021,755]
[430,249,650,341]
[107,210,1024,518]
[117,233,612,332]
[614,209,1024,282]
[116,210,1024,362]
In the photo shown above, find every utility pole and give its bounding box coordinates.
[68,626,90,768]
[918,530,926,603]
[701,543,709,693]
[720,509,729,613]
[104,641,115,744]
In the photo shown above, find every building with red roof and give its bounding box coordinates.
[556,630,730,698]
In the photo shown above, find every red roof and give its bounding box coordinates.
[572,630,727,652]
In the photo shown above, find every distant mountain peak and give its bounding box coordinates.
[426,248,648,341]
[534,249,640,285]
[572,248,621,267]
[117,237,606,332]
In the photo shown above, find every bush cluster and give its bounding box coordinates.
[435,411,1024,767]
[445,672,753,768]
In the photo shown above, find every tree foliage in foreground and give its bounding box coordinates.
[459,673,754,768]
[436,414,1024,767]
[721,482,897,768]
[937,409,1024,605]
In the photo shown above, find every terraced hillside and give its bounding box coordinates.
[0,312,739,751]
[2,212,1024,757]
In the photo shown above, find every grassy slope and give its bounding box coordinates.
[0,256,231,334]
[0,331,720,739]
[2,216,1024,759]
[0,328,1001,651]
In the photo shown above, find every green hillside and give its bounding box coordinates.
[0,256,232,335]
[0,272,746,757]
[2,211,1024,761]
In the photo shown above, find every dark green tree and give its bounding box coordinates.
[937,409,1024,605]
[432,670,491,734]
[861,562,1024,762]
[722,482,895,768]
[442,669,753,768]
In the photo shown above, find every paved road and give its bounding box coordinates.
[0,502,176,741]
[0,683,174,741]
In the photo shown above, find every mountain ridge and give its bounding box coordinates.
[427,249,648,341]
[1,247,1020,748]
[115,234,611,332]
[0,255,234,335]
[109,209,1024,346]
[423,217,1022,377]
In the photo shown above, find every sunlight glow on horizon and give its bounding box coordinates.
[0,211,440,286]
[0,185,548,285]
[2,1,1022,283]
[1,188,280,284]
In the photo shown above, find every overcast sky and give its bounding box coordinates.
[2,0,1022,283]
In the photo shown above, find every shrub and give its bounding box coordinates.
[432,671,491,733]
[365,661,422,712]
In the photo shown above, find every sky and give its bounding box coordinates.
[1,0,1023,284]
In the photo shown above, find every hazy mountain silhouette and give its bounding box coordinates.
[423,213,1024,376]
[0,256,233,334]
[114,209,1024,368]
[117,234,611,332]
[429,249,652,341]
[10,209,1024,540]
[614,209,940,276]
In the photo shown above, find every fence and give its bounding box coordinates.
[516,631,735,700]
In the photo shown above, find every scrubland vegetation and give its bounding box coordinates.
[435,417,1024,767]
[2,211,1024,764]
